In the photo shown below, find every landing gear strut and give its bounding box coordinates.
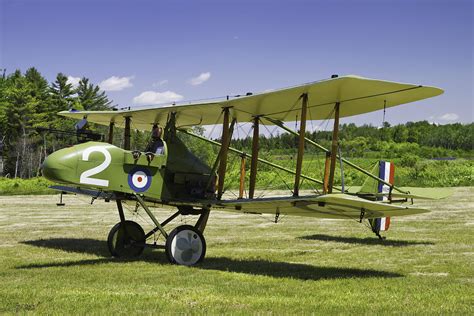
[108,197,210,265]
[368,219,386,240]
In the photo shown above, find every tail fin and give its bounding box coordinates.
[377,161,395,202]
[363,161,395,233]
[360,161,395,199]
[360,162,452,200]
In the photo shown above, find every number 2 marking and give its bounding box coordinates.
[79,146,111,187]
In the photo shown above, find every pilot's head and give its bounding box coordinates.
[152,125,162,139]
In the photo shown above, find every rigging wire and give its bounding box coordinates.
[234,121,249,199]
[241,119,254,199]
[261,122,294,196]
[299,108,320,194]
[382,99,387,128]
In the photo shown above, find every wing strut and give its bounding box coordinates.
[217,107,230,198]
[239,155,246,199]
[293,93,308,197]
[328,102,340,193]
[217,108,236,199]
[249,116,260,198]
[178,128,339,191]
[323,152,331,193]
[107,122,114,144]
[261,116,408,194]
[124,116,131,150]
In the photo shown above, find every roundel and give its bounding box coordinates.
[128,167,152,192]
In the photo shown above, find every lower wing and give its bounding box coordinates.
[213,193,428,220]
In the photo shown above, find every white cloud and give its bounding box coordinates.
[67,76,81,88]
[99,76,134,91]
[439,113,459,121]
[189,72,211,86]
[152,80,169,87]
[133,90,184,105]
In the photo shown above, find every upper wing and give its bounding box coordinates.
[59,75,443,131]
[213,193,428,219]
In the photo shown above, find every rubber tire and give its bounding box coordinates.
[165,225,206,266]
[107,220,145,258]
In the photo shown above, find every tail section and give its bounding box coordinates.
[368,161,395,234]
[377,161,395,202]
[372,214,391,232]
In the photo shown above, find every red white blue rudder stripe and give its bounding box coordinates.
[374,161,394,231]
[378,161,395,201]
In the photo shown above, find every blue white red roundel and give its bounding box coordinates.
[128,167,152,192]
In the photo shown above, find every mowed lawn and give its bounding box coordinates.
[0,188,472,314]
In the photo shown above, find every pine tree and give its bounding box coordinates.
[2,70,37,177]
[50,73,76,111]
[76,78,112,110]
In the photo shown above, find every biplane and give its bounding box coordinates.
[42,75,449,266]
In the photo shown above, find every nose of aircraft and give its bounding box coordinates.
[42,147,78,184]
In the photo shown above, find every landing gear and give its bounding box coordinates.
[165,225,206,266]
[107,220,145,257]
[368,218,386,240]
[109,197,210,265]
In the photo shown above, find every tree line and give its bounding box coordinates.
[231,121,473,159]
[0,68,472,179]
[0,68,113,178]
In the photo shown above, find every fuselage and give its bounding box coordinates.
[43,137,214,203]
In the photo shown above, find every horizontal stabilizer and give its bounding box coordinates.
[388,187,453,200]
[348,186,453,200]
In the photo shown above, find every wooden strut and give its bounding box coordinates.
[293,93,308,197]
[107,122,114,144]
[238,155,246,199]
[328,102,340,193]
[205,118,236,193]
[249,116,260,199]
[338,145,345,192]
[323,152,331,194]
[261,116,406,194]
[217,108,232,199]
[179,128,341,191]
[124,116,131,150]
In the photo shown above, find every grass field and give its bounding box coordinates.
[0,188,473,314]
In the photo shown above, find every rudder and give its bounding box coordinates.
[369,161,395,233]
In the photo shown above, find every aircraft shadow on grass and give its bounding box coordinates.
[19,238,402,280]
[298,234,435,246]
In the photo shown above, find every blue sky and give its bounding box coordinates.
[1,0,472,128]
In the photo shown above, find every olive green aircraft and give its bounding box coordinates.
[42,75,449,266]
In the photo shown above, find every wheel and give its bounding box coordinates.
[165,225,206,266]
[107,220,145,258]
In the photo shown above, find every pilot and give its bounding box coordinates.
[145,124,164,155]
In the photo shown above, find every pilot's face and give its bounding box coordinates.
[153,127,162,138]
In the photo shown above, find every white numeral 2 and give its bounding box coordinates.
[79,146,111,187]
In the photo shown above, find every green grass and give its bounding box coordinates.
[0,177,55,195]
[0,188,473,314]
